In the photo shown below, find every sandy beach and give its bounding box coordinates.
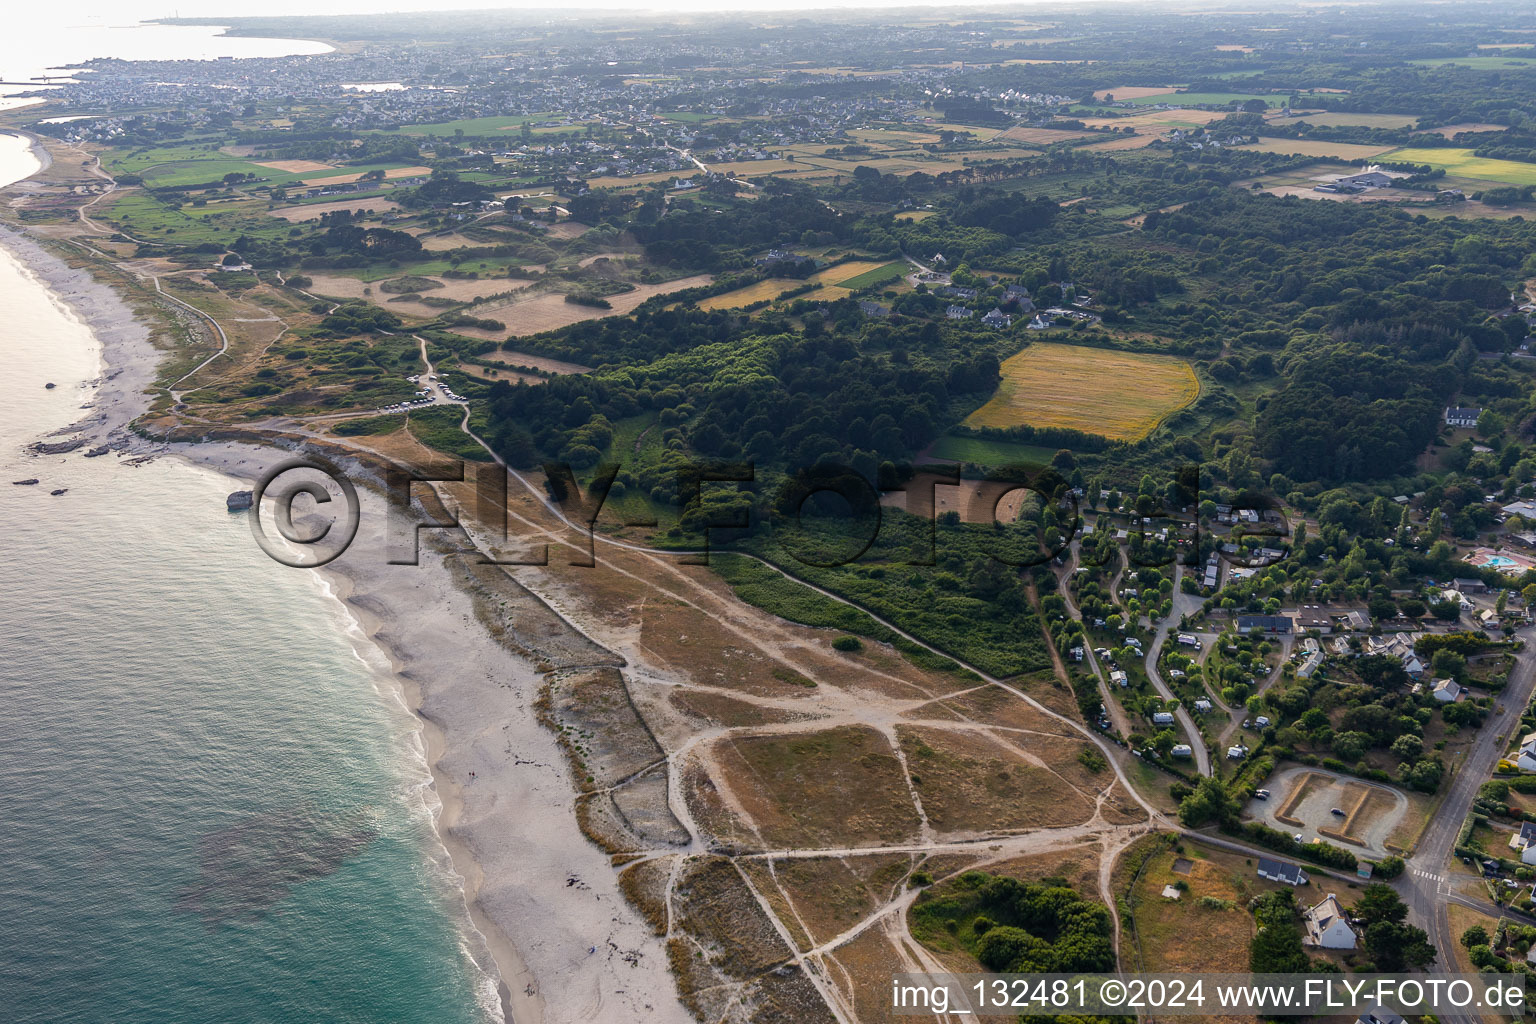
[0,186,692,1024]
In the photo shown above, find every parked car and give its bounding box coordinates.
[1330,808,1345,817]
[1254,789,1270,800]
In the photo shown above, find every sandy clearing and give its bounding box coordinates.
[304,273,535,317]
[298,165,432,186]
[578,252,633,267]
[266,196,403,222]
[257,159,337,173]
[543,221,588,240]
[487,274,712,336]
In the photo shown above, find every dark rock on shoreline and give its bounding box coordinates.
[30,437,86,455]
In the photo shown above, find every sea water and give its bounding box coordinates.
[0,131,498,1022]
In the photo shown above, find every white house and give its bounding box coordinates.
[1445,406,1482,428]
[1431,678,1463,703]
[1303,893,1357,950]
[1517,732,1536,772]
[1511,822,1536,865]
[1257,857,1308,886]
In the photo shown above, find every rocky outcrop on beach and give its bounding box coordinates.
[29,437,86,455]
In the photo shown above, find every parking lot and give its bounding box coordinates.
[1245,765,1407,860]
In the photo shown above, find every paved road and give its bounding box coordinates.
[1058,540,1131,738]
[1395,627,1536,1022]
[1141,563,1212,776]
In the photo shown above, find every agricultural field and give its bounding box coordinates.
[696,260,892,311]
[1125,91,1282,107]
[1409,55,1536,70]
[1077,108,1229,131]
[297,165,430,186]
[1092,86,1178,101]
[963,342,1199,442]
[391,113,585,136]
[923,434,1057,468]
[1272,111,1420,129]
[1378,147,1536,185]
[832,260,908,290]
[268,196,404,222]
[1417,122,1509,137]
[845,127,942,146]
[994,125,1098,146]
[1076,134,1159,152]
[1241,138,1398,160]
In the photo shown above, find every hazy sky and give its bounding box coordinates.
[37,0,1027,21]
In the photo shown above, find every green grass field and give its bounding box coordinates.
[105,191,291,245]
[1409,56,1536,70]
[1379,147,1536,185]
[1127,91,1281,107]
[925,434,1057,467]
[834,261,907,290]
[391,113,578,136]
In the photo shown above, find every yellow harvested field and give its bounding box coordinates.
[696,261,888,311]
[493,275,713,335]
[583,170,677,188]
[894,210,936,221]
[257,159,337,173]
[298,165,431,185]
[710,159,800,176]
[1078,108,1228,130]
[1093,86,1176,100]
[965,343,1199,442]
[1242,138,1397,160]
[995,125,1098,145]
[1076,134,1158,151]
[847,128,942,145]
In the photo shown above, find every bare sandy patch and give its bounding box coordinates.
[267,196,402,222]
[487,275,712,336]
[543,220,589,240]
[299,165,431,186]
[257,159,337,173]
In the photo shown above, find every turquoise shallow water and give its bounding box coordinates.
[0,136,497,1023]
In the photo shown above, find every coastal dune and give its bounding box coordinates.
[0,217,692,1024]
